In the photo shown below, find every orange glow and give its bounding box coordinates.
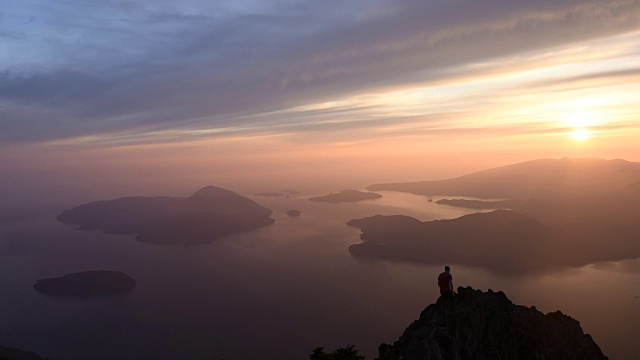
[570,128,591,141]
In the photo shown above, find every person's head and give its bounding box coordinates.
[444,265,450,272]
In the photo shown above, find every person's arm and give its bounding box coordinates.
[449,277,454,293]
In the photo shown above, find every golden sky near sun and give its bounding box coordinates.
[2,15,640,202]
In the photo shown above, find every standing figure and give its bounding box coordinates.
[438,265,454,297]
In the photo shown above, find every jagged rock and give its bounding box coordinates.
[378,287,607,360]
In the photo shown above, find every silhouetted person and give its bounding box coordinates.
[438,266,454,298]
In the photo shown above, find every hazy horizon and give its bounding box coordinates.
[2,1,640,206]
[1,1,640,359]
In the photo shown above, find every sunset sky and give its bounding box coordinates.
[2,0,640,202]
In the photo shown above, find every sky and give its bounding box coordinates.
[1,0,640,203]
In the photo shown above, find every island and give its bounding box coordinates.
[349,158,640,275]
[253,189,300,198]
[57,186,275,245]
[253,192,286,197]
[347,210,567,275]
[435,198,518,209]
[308,190,382,203]
[286,209,301,217]
[33,270,136,297]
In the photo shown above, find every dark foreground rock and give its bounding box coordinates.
[378,287,607,360]
[33,270,136,298]
[0,345,48,360]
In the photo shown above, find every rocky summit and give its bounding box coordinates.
[378,287,607,360]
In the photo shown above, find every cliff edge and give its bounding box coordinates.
[378,287,607,360]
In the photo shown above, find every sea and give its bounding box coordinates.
[0,191,638,360]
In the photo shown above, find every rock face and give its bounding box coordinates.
[57,186,275,245]
[33,270,137,298]
[378,287,608,360]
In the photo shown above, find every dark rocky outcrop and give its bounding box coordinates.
[309,190,382,203]
[33,270,136,298]
[378,287,608,360]
[57,186,275,245]
[0,345,49,360]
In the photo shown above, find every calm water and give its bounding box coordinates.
[0,191,638,360]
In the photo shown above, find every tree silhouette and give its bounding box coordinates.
[309,345,365,360]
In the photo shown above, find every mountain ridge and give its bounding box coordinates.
[367,158,640,199]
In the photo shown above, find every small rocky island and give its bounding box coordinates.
[33,271,137,298]
[286,209,301,217]
[308,190,382,203]
[57,186,275,245]
[378,287,608,360]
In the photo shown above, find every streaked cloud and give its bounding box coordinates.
[1,0,640,147]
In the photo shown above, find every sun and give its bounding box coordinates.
[569,128,591,141]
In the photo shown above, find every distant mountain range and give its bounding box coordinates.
[350,158,640,274]
[368,158,640,199]
[57,186,275,245]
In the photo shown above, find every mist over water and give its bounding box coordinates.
[0,192,637,360]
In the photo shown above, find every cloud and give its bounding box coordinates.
[1,0,640,145]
